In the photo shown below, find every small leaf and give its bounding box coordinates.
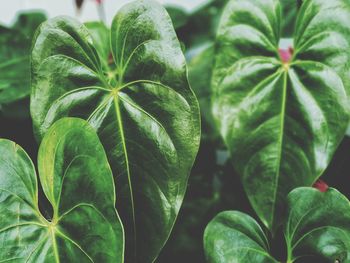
[0,117,124,262]
[204,211,277,263]
[285,187,350,262]
[204,187,350,262]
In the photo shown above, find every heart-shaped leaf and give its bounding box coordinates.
[0,118,124,262]
[0,12,46,109]
[204,187,350,263]
[30,0,200,261]
[212,0,350,230]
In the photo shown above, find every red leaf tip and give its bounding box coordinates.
[313,179,329,192]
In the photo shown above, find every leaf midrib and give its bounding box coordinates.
[270,70,288,228]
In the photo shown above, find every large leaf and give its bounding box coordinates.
[212,0,350,230]
[204,187,350,263]
[0,12,46,108]
[0,118,124,262]
[30,0,200,262]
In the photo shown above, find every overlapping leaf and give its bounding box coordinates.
[30,0,200,262]
[204,187,350,263]
[212,0,350,230]
[0,118,124,262]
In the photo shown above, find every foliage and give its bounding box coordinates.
[204,187,350,262]
[30,0,200,262]
[0,0,349,263]
[211,0,350,231]
[0,118,124,262]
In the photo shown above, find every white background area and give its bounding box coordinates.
[0,0,206,26]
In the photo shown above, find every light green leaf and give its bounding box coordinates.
[212,0,350,230]
[204,187,350,263]
[30,1,200,262]
[0,117,124,262]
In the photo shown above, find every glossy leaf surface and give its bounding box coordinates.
[212,0,350,230]
[0,12,46,107]
[204,187,350,263]
[31,1,200,262]
[0,118,124,262]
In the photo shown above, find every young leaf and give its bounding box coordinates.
[285,187,350,262]
[30,0,200,261]
[204,211,277,263]
[204,187,350,263]
[0,12,46,108]
[212,0,350,231]
[0,118,124,262]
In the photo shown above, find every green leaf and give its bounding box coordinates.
[204,187,350,263]
[281,0,301,38]
[212,0,350,230]
[30,0,200,262]
[165,6,188,30]
[85,21,110,69]
[204,211,277,263]
[0,118,124,262]
[0,12,46,107]
[188,45,219,141]
[285,187,350,262]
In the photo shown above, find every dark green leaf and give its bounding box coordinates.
[31,1,200,262]
[0,12,46,108]
[188,45,219,141]
[204,187,350,263]
[281,0,301,38]
[165,6,188,30]
[0,118,124,262]
[212,0,350,230]
[85,21,110,69]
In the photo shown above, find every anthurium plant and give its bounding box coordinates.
[211,0,350,231]
[204,187,350,263]
[203,0,350,262]
[0,118,124,262]
[30,0,200,262]
[0,0,350,262]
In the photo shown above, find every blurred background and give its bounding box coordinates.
[0,1,349,262]
[0,0,205,25]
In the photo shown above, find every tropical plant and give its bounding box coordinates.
[204,187,350,263]
[211,0,350,231]
[30,0,200,262]
[0,118,124,262]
